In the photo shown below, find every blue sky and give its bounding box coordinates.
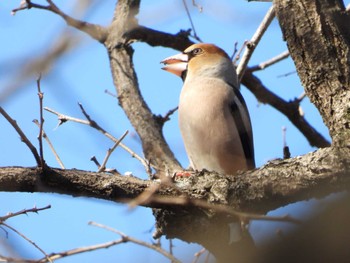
[0,0,341,262]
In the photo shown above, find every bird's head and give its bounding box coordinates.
[161,43,237,86]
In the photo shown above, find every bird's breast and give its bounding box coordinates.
[178,78,246,174]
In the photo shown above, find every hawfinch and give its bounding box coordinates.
[161,43,255,175]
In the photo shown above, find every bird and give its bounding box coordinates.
[161,43,255,175]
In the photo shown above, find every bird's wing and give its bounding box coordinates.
[229,87,255,169]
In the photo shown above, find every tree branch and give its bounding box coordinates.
[105,0,182,172]
[124,26,194,51]
[241,70,330,148]
[12,0,108,42]
[1,147,348,214]
[237,5,276,81]
[274,0,350,146]
[0,107,41,166]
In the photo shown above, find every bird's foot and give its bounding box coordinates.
[173,171,193,178]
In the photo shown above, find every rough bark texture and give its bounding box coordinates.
[1,147,349,262]
[1,147,349,213]
[104,0,181,172]
[275,0,350,147]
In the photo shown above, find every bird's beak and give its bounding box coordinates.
[161,53,188,77]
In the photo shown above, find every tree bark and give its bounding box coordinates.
[1,147,349,214]
[274,0,350,147]
[104,0,181,172]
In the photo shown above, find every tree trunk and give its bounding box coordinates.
[274,0,350,147]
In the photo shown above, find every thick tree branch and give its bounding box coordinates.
[1,147,349,214]
[105,0,182,172]
[124,26,194,51]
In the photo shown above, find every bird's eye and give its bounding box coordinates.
[191,48,202,55]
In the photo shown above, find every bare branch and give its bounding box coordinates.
[241,71,330,148]
[98,130,129,173]
[0,206,52,263]
[33,119,65,169]
[237,6,276,81]
[155,106,179,126]
[44,106,153,173]
[124,26,194,52]
[89,221,182,263]
[0,107,41,166]
[0,239,125,263]
[1,146,348,213]
[232,41,248,65]
[0,205,51,222]
[248,50,290,72]
[90,156,101,168]
[192,247,208,263]
[1,222,51,262]
[277,70,297,78]
[36,74,46,168]
[12,0,107,42]
[191,0,203,12]
[182,0,202,42]
[282,127,291,159]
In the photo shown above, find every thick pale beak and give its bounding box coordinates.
[161,53,188,77]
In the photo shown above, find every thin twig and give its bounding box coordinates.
[282,126,287,148]
[192,247,207,263]
[98,130,129,172]
[230,42,239,61]
[44,240,125,263]
[104,89,118,99]
[0,205,51,222]
[36,74,46,168]
[157,106,179,126]
[277,70,297,78]
[33,119,65,169]
[297,91,307,103]
[128,175,176,209]
[232,41,248,65]
[282,126,291,159]
[1,222,52,262]
[182,0,202,42]
[44,106,154,173]
[191,0,203,12]
[248,50,290,72]
[0,107,41,166]
[128,182,161,209]
[89,221,182,263]
[169,239,174,259]
[237,6,275,81]
[0,238,127,263]
[163,106,178,122]
[90,156,101,168]
[42,240,124,263]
